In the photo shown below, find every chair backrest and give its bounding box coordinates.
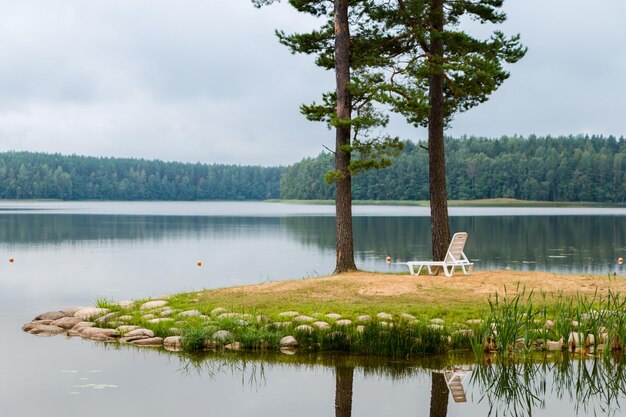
[444,232,469,263]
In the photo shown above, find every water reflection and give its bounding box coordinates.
[166,349,626,417]
[2,212,626,274]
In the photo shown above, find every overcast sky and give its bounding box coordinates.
[0,1,624,166]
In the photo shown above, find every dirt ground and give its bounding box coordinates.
[224,270,625,304]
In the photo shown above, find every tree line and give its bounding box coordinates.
[280,135,626,203]
[3,134,626,202]
[0,151,283,200]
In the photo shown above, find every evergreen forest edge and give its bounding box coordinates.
[2,134,625,203]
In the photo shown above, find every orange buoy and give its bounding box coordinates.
[196,261,202,267]
[619,257,624,265]
[385,256,392,264]
[9,257,14,263]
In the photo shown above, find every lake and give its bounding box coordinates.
[3,201,626,416]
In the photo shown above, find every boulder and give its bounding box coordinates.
[357,315,372,322]
[120,335,150,343]
[124,328,154,338]
[61,307,83,317]
[80,327,120,340]
[336,319,352,326]
[22,320,53,332]
[295,325,314,333]
[115,300,134,308]
[51,317,83,330]
[326,313,342,320]
[430,318,445,325]
[399,313,416,320]
[74,308,110,320]
[211,307,228,315]
[95,312,118,325]
[117,315,133,322]
[146,318,174,324]
[376,312,393,320]
[278,311,299,318]
[141,314,156,320]
[217,313,242,320]
[279,335,298,348]
[293,315,315,323]
[212,330,233,342]
[547,339,564,351]
[35,311,66,321]
[131,337,164,346]
[356,325,365,333]
[28,324,65,336]
[225,342,241,351]
[178,310,201,317]
[466,319,482,326]
[116,325,141,333]
[544,319,555,330]
[313,321,330,330]
[140,300,168,310]
[163,336,182,348]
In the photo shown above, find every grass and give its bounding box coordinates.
[85,270,626,358]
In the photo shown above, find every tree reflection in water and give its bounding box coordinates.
[170,349,626,417]
[470,354,626,417]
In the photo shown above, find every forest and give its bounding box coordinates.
[0,151,283,200]
[280,135,626,203]
[1,135,626,202]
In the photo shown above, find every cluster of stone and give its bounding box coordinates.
[21,302,183,351]
[23,302,452,353]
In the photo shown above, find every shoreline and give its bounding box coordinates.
[21,270,626,357]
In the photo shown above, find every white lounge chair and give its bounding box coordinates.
[406,232,474,277]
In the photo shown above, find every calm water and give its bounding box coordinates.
[3,201,626,416]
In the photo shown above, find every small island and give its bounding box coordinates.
[22,270,626,358]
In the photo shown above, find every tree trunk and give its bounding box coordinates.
[429,372,450,417]
[333,0,357,273]
[335,367,354,417]
[428,0,451,262]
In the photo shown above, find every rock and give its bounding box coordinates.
[279,336,298,348]
[466,319,482,326]
[430,318,445,325]
[147,318,174,324]
[217,313,241,320]
[117,325,141,333]
[225,342,241,351]
[428,324,443,331]
[178,310,201,317]
[313,321,330,330]
[380,321,390,327]
[336,319,352,326]
[35,311,66,321]
[278,311,299,318]
[203,340,218,349]
[50,317,83,330]
[568,332,584,349]
[61,307,83,317]
[256,315,270,323]
[399,313,416,320]
[357,315,372,322]
[211,307,227,315]
[95,312,117,325]
[74,307,110,320]
[131,337,164,346]
[28,324,65,336]
[141,314,156,320]
[586,334,595,347]
[293,315,315,323]
[295,325,314,333]
[544,320,555,330]
[212,330,233,342]
[160,310,176,317]
[22,320,52,331]
[120,335,150,343]
[280,347,297,355]
[115,300,134,308]
[326,313,342,320]
[571,320,579,330]
[164,336,182,348]
[377,312,393,320]
[547,339,564,351]
[124,328,154,338]
[356,325,365,333]
[80,327,120,340]
[117,315,133,322]
[67,322,95,337]
[140,300,168,310]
